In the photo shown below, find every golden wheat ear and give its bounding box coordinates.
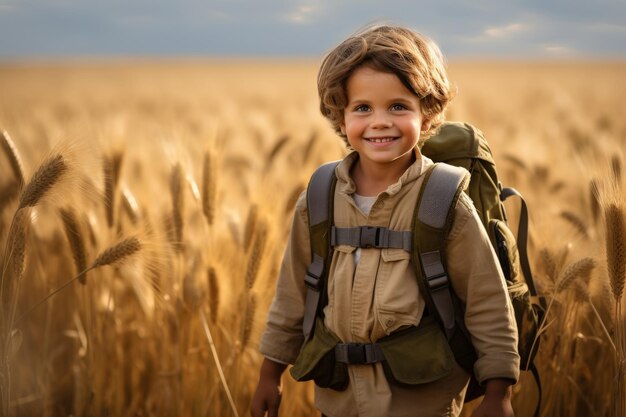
[245,221,267,290]
[605,203,625,301]
[169,163,184,250]
[18,154,66,209]
[243,204,258,252]
[240,292,256,349]
[103,150,124,228]
[90,236,141,269]
[0,130,25,186]
[557,257,595,292]
[60,208,88,284]
[207,266,219,323]
[202,151,216,226]
[1,209,30,306]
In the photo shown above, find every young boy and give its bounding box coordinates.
[251,24,519,417]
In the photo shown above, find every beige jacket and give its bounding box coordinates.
[259,150,520,417]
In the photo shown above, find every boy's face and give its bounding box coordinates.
[341,66,429,171]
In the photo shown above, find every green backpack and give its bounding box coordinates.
[293,121,545,412]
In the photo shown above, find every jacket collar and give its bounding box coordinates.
[335,148,434,197]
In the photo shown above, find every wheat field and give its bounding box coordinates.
[0,59,625,417]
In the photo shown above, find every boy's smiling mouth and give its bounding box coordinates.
[364,137,398,143]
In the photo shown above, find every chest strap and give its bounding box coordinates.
[331,226,412,250]
[335,342,385,364]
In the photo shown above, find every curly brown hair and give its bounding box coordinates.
[318,24,456,145]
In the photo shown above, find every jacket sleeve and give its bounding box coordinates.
[258,191,311,364]
[445,192,520,384]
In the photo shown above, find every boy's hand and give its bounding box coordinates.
[471,379,515,417]
[251,358,287,417]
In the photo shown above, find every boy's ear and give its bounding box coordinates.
[340,123,346,135]
[421,118,432,133]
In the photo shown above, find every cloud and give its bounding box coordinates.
[484,23,527,38]
[458,22,530,44]
[280,4,318,24]
[542,44,576,55]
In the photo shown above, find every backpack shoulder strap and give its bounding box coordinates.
[500,187,546,308]
[412,163,470,339]
[302,161,339,340]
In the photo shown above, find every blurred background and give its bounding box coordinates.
[0,1,625,417]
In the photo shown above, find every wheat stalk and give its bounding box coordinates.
[612,155,622,184]
[18,153,66,209]
[103,151,123,228]
[16,236,142,324]
[202,152,216,226]
[60,208,88,284]
[0,130,25,186]
[539,248,557,283]
[207,266,219,323]
[183,257,204,311]
[502,153,528,170]
[243,204,258,252]
[560,211,588,239]
[170,163,184,249]
[265,135,290,170]
[604,202,626,417]
[199,309,240,417]
[557,257,595,292]
[120,186,140,224]
[240,293,256,349]
[245,222,267,290]
[590,179,601,225]
[91,237,141,269]
[1,209,30,308]
[605,203,626,301]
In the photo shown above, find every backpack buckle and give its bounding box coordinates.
[335,343,383,364]
[304,271,323,291]
[304,254,325,291]
[360,226,380,248]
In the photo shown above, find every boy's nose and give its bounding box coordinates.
[370,113,392,129]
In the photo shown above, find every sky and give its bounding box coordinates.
[1,0,625,59]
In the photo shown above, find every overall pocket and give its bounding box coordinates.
[289,318,349,391]
[378,316,456,386]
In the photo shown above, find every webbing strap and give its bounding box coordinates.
[500,187,546,309]
[303,254,324,340]
[303,161,340,340]
[420,250,455,339]
[418,164,468,229]
[335,343,385,364]
[331,226,412,250]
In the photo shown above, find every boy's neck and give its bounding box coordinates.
[350,152,417,196]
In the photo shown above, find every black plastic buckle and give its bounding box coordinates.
[360,226,380,248]
[304,271,322,291]
[427,274,449,291]
[346,344,367,364]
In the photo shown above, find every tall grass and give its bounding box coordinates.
[0,60,624,416]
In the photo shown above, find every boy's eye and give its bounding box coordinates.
[390,103,407,111]
[354,104,370,112]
